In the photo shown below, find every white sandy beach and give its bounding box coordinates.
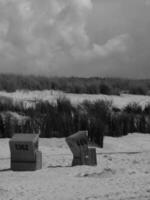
[0,133,150,200]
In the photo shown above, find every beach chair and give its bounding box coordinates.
[66,130,97,166]
[9,133,42,171]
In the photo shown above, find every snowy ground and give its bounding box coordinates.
[0,133,150,200]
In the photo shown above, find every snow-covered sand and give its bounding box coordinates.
[0,133,150,200]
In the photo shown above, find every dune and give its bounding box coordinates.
[1,90,150,109]
[0,133,150,200]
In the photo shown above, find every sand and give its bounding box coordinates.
[1,90,150,109]
[0,133,150,200]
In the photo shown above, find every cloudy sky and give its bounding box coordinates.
[0,0,150,78]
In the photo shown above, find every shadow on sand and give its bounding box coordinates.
[0,168,11,172]
[47,165,71,168]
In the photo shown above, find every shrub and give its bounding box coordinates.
[99,83,112,95]
[123,103,142,114]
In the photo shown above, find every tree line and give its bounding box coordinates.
[0,97,150,147]
[0,73,150,95]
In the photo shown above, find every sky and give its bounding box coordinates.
[0,0,150,78]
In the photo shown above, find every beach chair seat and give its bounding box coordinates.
[66,130,97,166]
[9,134,42,171]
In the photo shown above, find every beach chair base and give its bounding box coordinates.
[72,148,97,166]
[11,151,42,171]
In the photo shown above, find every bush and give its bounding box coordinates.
[0,74,150,95]
[129,85,147,95]
[99,83,112,95]
[0,93,150,146]
[123,103,143,114]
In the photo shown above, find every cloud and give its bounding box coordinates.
[0,0,94,74]
[70,33,131,61]
[144,0,150,6]
[0,0,132,76]
[95,34,130,56]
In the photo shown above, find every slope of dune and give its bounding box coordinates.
[0,90,150,108]
[0,133,150,200]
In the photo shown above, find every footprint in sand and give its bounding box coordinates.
[76,168,116,178]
